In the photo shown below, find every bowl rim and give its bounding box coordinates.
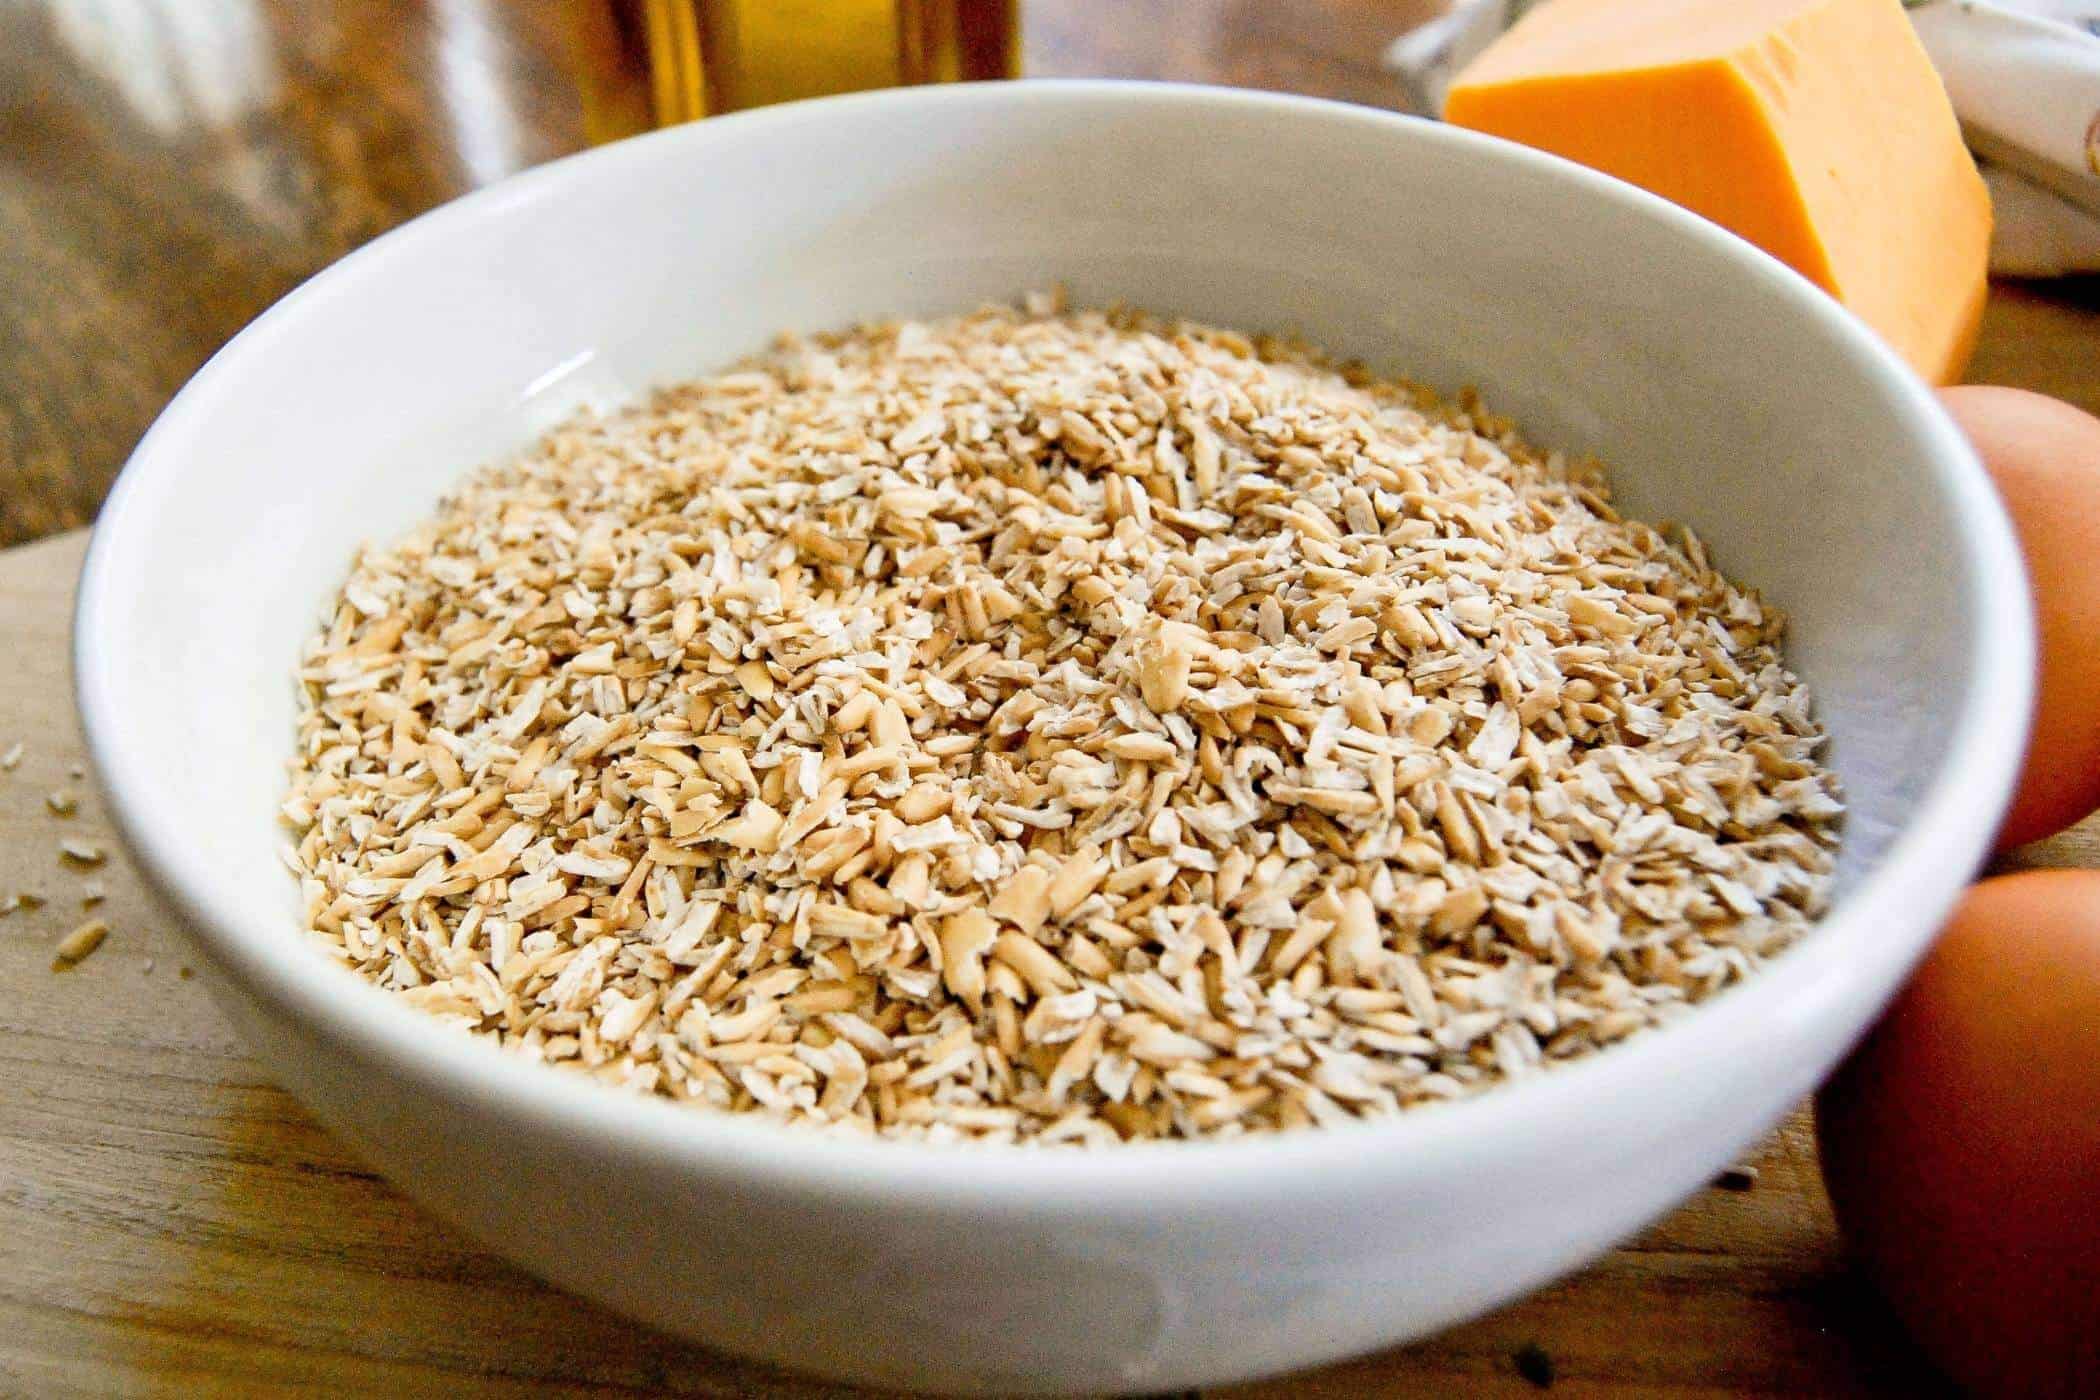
[74,78,2032,1206]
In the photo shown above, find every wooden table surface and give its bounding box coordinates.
[4,2,2097,1395]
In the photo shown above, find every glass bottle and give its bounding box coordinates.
[569,0,1020,143]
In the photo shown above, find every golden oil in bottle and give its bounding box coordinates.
[569,0,1019,143]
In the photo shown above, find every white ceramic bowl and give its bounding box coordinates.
[76,82,2030,1394]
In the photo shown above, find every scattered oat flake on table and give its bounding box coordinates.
[282,299,1843,1144]
[51,919,109,971]
[45,790,77,817]
[67,763,84,780]
[17,891,45,910]
[59,838,105,865]
[0,742,21,771]
[81,880,107,906]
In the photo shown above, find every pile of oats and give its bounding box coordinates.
[283,299,1841,1143]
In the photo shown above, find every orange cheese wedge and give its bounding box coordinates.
[1444,0,1991,384]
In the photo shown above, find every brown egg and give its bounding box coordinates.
[1940,386,2100,851]
[1817,871,2100,1396]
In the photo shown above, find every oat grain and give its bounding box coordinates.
[283,301,1842,1142]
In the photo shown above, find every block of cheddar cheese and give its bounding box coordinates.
[1444,0,1991,384]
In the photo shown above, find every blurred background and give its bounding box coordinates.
[3,0,2094,549]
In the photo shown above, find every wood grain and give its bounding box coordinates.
[3,1,2098,1393]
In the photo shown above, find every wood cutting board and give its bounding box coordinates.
[9,527,2087,1398]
